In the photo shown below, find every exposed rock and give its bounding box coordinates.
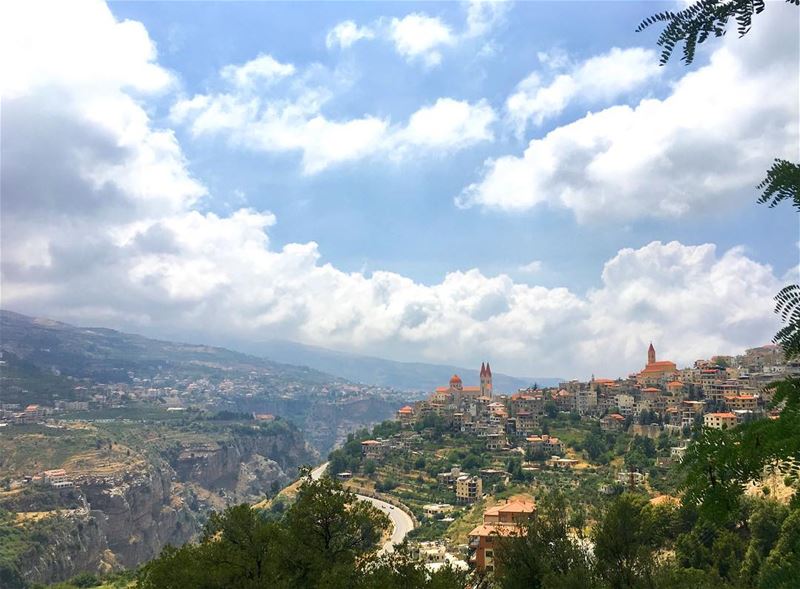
[18,428,316,586]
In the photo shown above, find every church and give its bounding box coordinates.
[430,362,493,403]
[637,343,677,385]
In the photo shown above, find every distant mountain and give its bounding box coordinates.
[0,309,344,387]
[0,310,404,454]
[0,309,560,397]
[236,339,562,392]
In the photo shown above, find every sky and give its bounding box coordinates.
[1,0,798,380]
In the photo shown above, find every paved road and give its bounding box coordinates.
[308,462,414,553]
[357,494,415,553]
[310,462,329,481]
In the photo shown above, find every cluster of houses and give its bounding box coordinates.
[396,344,794,444]
[393,363,569,455]
[1,400,93,424]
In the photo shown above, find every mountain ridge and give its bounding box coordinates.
[223,338,562,391]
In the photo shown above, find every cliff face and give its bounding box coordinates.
[234,396,399,456]
[82,467,198,568]
[20,511,108,584]
[172,427,317,502]
[17,427,316,586]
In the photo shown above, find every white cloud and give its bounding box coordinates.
[0,1,172,98]
[220,54,295,88]
[465,0,511,39]
[506,47,661,134]
[326,20,375,49]
[518,260,542,273]
[391,98,496,152]
[171,64,496,173]
[1,0,785,380]
[461,2,799,221]
[329,2,507,66]
[389,13,454,66]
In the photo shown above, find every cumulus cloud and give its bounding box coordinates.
[220,54,295,88]
[171,64,496,173]
[326,20,375,49]
[1,0,205,283]
[389,13,455,66]
[506,47,661,134]
[391,98,496,152]
[326,1,508,66]
[459,2,799,221]
[1,0,784,380]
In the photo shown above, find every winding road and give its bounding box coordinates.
[310,462,414,553]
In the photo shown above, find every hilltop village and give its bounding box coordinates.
[390,343,790,452]
[327,343,797,574]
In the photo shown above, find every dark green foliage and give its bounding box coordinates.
[65,573,101,587]
[625,436,657,472]
[593,494,662,589]
[773,284,800,361]
[740,500,789,584]
[138,472,393,589]
[680,378,800,519]
[758,508,800,587]
[637,0,799,65]
[493,493,593,589]
[136,470,467,589]
[354,547,468,589]
[757,159,800,212]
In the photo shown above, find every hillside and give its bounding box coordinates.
[0,310,406,455]
[0,412,317,586]
[0,310,343,387]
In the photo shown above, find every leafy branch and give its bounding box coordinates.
[637,0,799,65]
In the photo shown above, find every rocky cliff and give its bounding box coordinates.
[10,426,317,586]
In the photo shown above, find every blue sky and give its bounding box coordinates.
[110,0,797,291]
[2,1,798,378]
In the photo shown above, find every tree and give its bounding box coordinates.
[758,508,800,588]
[354,546,468,589]
[282,472,388,585]
[773,284,800,360]
[494,493,593,589]
[740,500,789,585]
[593,494,661,589]
[680,378,800,519]
[138,472,391,589]
[637,0,800,65]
